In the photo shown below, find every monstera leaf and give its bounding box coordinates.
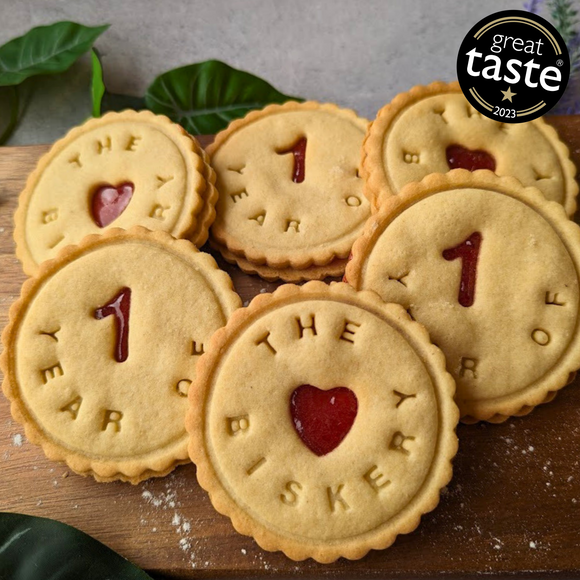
[0,512,153,580]
[145,59,302,134]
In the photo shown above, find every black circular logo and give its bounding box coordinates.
[457,10,570,123]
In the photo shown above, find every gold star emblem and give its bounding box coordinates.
[501,87,517,102]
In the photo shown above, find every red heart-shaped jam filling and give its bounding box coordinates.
[91,182,134,227]
[290,385,358,456]
[446,144,496,172]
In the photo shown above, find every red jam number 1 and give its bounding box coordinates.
[277,138,307,183]
[94,287,132,362]
[443,232,482,307]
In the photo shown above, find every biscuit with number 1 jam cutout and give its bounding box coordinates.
[187,282,458,562]
[1,227,241,483]
[208,101,371,277]
[15,110,213,276]
[361,81,578,215]
[346,170,580,422]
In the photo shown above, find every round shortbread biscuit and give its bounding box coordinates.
[347,170,580,421]
[187,282,458,562]
[362,81,578,215]
[208,101,371,272]
[15,110,214,275]
[1,227,241,483]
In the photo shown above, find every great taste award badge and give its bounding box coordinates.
[457,10,570,122]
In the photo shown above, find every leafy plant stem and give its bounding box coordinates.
[548,0,579,44]
[0,85,20,145]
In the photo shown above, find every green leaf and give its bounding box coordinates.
[91,48,105,117]
[91,48,145,116]
[0,512,154,579]
[0,85,20,145]
[0,21,109,87]
[145,59,303,134]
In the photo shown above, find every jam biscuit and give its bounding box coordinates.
[208,101,371,278]
[1,227,241,483]
[362,81,578,215]
[187,282,458,562]
[15,110,215,275]
[188,141,218,248]
[346,170,580,422]
[210,239,347,282]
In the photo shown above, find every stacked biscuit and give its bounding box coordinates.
[2,82,580,565]
[206,101,372,281]
[14,110,218,276]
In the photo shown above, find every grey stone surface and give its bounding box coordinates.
[1,0,521,144]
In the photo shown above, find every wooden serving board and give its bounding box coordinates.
[2,122,580,579]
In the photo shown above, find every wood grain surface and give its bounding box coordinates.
[1,122,580,579]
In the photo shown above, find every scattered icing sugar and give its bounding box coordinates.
[530,541,537,549]
[179,538,192,551]
[139,476,205,569]
[12,433,23,447]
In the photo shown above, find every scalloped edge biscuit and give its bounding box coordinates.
[187,138,219,248]
[208,100,370,269]
[347,170,580,422]
[187,281,459,562]
[361,81,578,216]
[15,110,210,275]
[1,226,241,483]
[210,239,347,282]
